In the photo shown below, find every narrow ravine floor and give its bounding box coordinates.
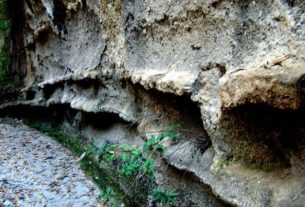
[0,118,103,207]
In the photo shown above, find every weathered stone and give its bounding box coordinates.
[0,0,305,206]
[220,60,305,110]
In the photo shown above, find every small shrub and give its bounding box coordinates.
[88,124,181,206]
[149,188,179,206]
[89,125,180,179]
[99,187,117,202]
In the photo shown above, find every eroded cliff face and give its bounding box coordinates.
[1,0,305,206]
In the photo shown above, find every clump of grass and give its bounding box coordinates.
[149,188,179,206]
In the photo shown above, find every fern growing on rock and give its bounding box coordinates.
[88,124,181,206]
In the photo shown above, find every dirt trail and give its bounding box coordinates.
[0,119,103,207]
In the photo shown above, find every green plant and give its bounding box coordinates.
[89,125,180,180]
[98,187,126,207]
[149,188,179,206]
[89,141,155,178]
[99,187,117,202]
[87,125,181,206]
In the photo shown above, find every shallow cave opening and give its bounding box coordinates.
[80,111,130,130]
[0,104,70,124]
[131,82,212,153]
[222,103,305,168]
[0,104,130,129]
[35,26,52,44]
[43,84,62,100]
[66,78,103,91]
[25,90,36,100]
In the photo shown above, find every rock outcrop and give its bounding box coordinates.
[1,0,305,206]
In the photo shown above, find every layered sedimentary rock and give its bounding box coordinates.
[1,0,305,206]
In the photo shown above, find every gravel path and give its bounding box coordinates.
[0,119,103,207]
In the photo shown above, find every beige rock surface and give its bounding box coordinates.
[1,0,305,206]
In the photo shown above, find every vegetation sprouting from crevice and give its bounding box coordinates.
[88,124,180,179]
[88,125,181,206]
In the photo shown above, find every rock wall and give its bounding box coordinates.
[0,0,12,89]
[1,0,305,206]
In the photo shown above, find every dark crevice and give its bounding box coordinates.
[68,78,103,90]
[0,90,21,105]
[155,14,170,26]
[81,112,130,130]
[0,104,70,123]
[8,0,26,76]
[297,74,305,109]
[211,0,222,8]
[222,103,305,167]
[42,78,104,100]
[81,0,87,8]
[0,104,129,132]
[280,0,295,7]
[35,24,53,44]
[43,84,61,100]
[25,42,36,51]
[53,0,67,34]
[199,62,227,76]
[26,90,36,100]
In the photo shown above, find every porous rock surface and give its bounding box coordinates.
[1,0,305,206]
[0,119,102,207]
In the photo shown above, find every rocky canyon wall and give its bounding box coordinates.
[1,0,305,206]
